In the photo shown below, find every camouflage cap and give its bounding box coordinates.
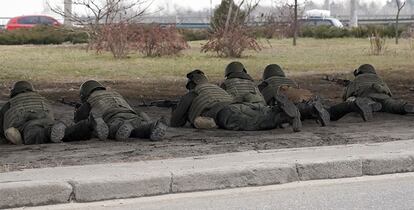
[10,81,34,98]
[263,64,285,79]
[79,80,106,102]
[225,61,246,77]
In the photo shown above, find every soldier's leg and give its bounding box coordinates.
[21,119,66,145]
[216,103,261,131]
[117,115,167,141]
[64,114,108,141]
[296,99,330,127]
[377,97,414,115]
[329,97,382,121]
[273,95,302,132]
[63,120,92,142]
[216,103,301,132]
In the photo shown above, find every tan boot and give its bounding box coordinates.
[5,127,23,145]
[194,117,217,129]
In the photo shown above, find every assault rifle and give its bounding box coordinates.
[58,98,81,108]
[139,99,179,108]
[323,75,351,87]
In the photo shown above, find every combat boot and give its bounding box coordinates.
[50,122,66,143]
[404,104,414,114]
[298,100,330,127]
[89,114,109,141]
[115,122,134,141]
[149,120,168,141]
[353,97,382,121]
[4,127,23,145]
[127,119,168,141]
[311,100,330,127]
[274,95,302,132]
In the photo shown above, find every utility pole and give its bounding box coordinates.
[293,0,298,46]
[64,0,73,26]
[210,0,214,20]
[324,0,330,11]
[350,0,358,27]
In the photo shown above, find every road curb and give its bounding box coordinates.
[0,181,72,209]
[2,140,414,208]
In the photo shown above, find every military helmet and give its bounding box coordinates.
[263,64,285,79]
[10,81,34,98]
[186,69,208,90]
[79,80,106,101]
[225,61,246,77]
[354,64,377,76]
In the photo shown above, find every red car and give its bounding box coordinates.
[6,15,61,31]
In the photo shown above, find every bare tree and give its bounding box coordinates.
[50,0,152,36]
[49,0,153,58]
[395,0,407,44]
[271,0,306,46]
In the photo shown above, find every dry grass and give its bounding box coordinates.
[0,38,413,83]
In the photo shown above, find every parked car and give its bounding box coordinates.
[6,15,61,31]
[300,17,344,28]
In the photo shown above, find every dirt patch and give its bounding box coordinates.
[0,73,413,173]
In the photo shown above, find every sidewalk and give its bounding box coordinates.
[2,139,414,209]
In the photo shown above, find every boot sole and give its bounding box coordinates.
[313,103,330,127]
[275,95,297,118]
[150,121,167,141]
[116,123,133,141]
[355,98,373,122]
[50,123,66,143]
[94,118,109,141]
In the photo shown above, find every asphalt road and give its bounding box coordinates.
[19,173,414,210]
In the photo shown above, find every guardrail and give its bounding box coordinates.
[1,15,413,30]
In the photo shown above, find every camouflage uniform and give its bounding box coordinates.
[64,80,167,142]
[171,69,301,132]
[343,64,414,115]
[258,64,330,126]
[223,62,301,131]
[0,81,66,145]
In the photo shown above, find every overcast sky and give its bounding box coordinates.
[0,0,388,19]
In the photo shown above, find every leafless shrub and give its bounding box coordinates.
[50,0,152,58]
[134,25,189,57]
[202,26,261,58]
[94,24,189,58]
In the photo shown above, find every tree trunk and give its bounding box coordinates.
[293,0,298,46]
[225,0,234,33]
[396,10,400,45]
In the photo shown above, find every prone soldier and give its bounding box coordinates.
[342,64,414,116]
[0,81,66,145]
[63,80,167,142]
[171,69,301,132]
[258,64,330,126]
[221,62,302,132]
[259,64,382,123]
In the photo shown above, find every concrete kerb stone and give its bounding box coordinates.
[2,140,414,208]
[296,158,363,181]
[362,153,414,175]
[71,175,172,202]
[171,163,299,193]
[0,181,72,209]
